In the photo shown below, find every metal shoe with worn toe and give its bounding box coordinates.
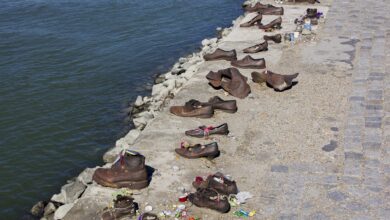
[252,70,299,91]
[257,6,284,15]
[101,195,137,220]
[175,142,220,159]
[188,188,231,213]
[206,68,251,99]
[203,48,237,61]
[243,41,268,53]
[93,150,149,189]
[170,99,214,118]
[264,34,282,43]
[192,172,238,195]
[185,123,229,138]
[240,13,263,27]
[231,55,266,69]
[243,2,276,12]
[206,96,237,113]
[258,17,282,30]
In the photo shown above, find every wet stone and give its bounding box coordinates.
[322,140,338,152]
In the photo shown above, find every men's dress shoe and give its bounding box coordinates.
[175,142,220,159]
[192,172,238,195]
[205,96,238,113]
[252,70,299,91]
[240,13,263,27]
[257,7,284,15]
[258,17,282,30]
[185,123,229,138]
[231,55,266,69]
[243,41,268,53]
[206,68,251,99]
[264,34,282,43]
[203,48,237,61]
[243,2,276,12]
[93,150,149,189]
[188,188,231,213]
[139,213,159,220]
[170,100,214,118]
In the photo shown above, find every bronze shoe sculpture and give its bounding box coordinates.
[257,6,284,15]
[243,41,268,53]
[101,195,137,220]
[205,96,237,113]
[258,17,282,30]
[170,100,214,118]
[243,2,276,12]
[93,150,149,189]
[264,34,282,43]
[240,13,263,27]
[192,172,238,195]
[203,48,237,61]
[188,188,231,213]
[206,68,251,99]
[231,55,266,69]
[252,70,299,91]
[139,213,159,220]
[185,123,229,138]
[175,142,220,159]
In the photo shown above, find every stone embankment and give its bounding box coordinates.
[33,0,390,219]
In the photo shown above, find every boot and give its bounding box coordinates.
[243,41,268,53]
[264,34,282,43]
[193,172,238,195]
[206,68,251,99]
[175,142,220,159]
[243,2,276,12]
[257,7,284,15]
[185,123,229,138]
[203,48,237,61]
[252,70,299,91]
[170,100,214,118]
[101,195,137,220]
[231,55,266,69]
[258,17,282,30]
[188,188,230,213]
[93,150,149,189]
[240,13,263,27]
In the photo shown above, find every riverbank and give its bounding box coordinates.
[33,0,380,219]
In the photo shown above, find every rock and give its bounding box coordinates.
[51,180,86,204]
[154,74,166,84]
[154,87,169,101]
[149,100,163,111]
[43,202,57,216]
[62,197,109,220]
[133,117,147,130]
[134,96,143,107]
[31,201,47,217]
[77,168,96,185]
[178,57,187,64]
[201,38,210,46]
[175,78,187,88]
[54,203,74,220]
[163,79,176,91]
[143,96,152,103]
[134,111,154,120]
[81,184,117,198]
[151,83,165,97]
[181,65,198,80]
[171,67,186,75]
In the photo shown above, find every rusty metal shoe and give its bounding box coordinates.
[206,68,251,99]
[257,6,284,15]
[175,142,220,159]
[203,48,237,61]
[231,55,266,69]
[242,2,276,12]
[93,150,149,189]
[258,17,282,30]
[243,41,268,53]
[188,188,230,213]
[264,34,282,43]
[206,96,237,113]
[101,195,137,220]
[185,123,229,138]
[240,13,263,27]
[252,70,299,91]
[139,212,159,220]
[192,172,238,195]
[170,100,214,118]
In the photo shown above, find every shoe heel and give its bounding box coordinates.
[274,23,282,29]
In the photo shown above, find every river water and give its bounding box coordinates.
[0,0,242,219]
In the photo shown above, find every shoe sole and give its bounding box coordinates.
[94,177,149,189]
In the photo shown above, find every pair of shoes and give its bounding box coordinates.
[243,3,284,15]
[188,172,238,213]
[170,96,237,118]
[252,70,299,91]
[175,142,220,159]
[206,68,251,99]
[240,15,283,29]
[101,195,159,219]
[93,150,149,189]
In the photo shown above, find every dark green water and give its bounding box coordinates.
[0,0,242,219]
